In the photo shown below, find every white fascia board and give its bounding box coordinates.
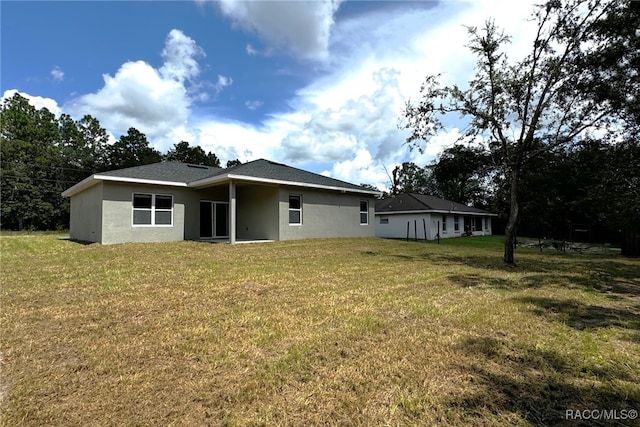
[95,175,188,188]
[375,210,497,216]
[190,173,382,196]
[61,175,98,197]
[62,174,187,198]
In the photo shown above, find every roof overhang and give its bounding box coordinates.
[190,173,381,196]
[61,174,188,198]
[375,209,497,216]
[63,172,381,198]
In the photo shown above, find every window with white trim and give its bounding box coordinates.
[442,215,447,232]
[360,201,369,224]
[454,215,460,232]
[380,216,389,224]
[289,194,302,225]
[133,193,173,226]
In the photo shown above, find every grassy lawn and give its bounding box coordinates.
[1,234,639,426]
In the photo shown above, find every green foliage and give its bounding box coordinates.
[165,140,221,167]
[104,127,162,170]
[226,158,242,168]
[432,144,493,208]
[1,93,66,230]
[389,162,438,196]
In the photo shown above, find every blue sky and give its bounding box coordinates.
[2,0,536,188]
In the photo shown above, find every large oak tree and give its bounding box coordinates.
[402,0,631,264]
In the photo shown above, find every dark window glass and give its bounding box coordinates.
[215,203,229,236]
[289,195,301,210]
[133,194,152,209]
[155,195,172,210]
[360,201,368,224]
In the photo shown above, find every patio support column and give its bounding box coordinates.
[229,180,236,244]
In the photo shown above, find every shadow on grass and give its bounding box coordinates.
[448,335,640,426]
[514,297,640,342]
[442,253,640,295]
[59,237,95,246]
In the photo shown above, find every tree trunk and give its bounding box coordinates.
[504,168,519,265]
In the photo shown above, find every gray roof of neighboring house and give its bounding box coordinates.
[375,193,495,215]
[63,159,379,197]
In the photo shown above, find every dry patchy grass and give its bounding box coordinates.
[1,234,639,426]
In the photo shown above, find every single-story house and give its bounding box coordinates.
[62,159,380,244]
[375,193,497,240]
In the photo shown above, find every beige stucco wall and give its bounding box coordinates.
[100,182,188,244]
[69,182,103,243]
[69,180,377,244]
[278,188,376,241]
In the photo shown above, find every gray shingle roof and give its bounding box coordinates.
[84,159,376,194]
[225,159,369,192]
[98,162,223,183]
[375,193,493,215]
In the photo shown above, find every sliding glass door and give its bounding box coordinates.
[200,201,229,239]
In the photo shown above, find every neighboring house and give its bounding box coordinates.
[62,159,380,244]
[375,193,497,240]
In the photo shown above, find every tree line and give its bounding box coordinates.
[0,92,240,231]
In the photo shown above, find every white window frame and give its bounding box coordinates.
[454,215,460,232]
[360,200,369,225]
[289,194,302,225]
[132,193,173,227]
[442,215,447,233]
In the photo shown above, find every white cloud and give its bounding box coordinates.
[2,89,62,117]
[245,100,263,110]
[245,43,258,56]
[214,75,233,94]
[216,0,343,61]
[323,148,389,189]
[64,29,205,149]
[193,119,282,163]
[159,29,205,83]
[51,66,64,82]
[279,67,407,166]
[66,60,190,146]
